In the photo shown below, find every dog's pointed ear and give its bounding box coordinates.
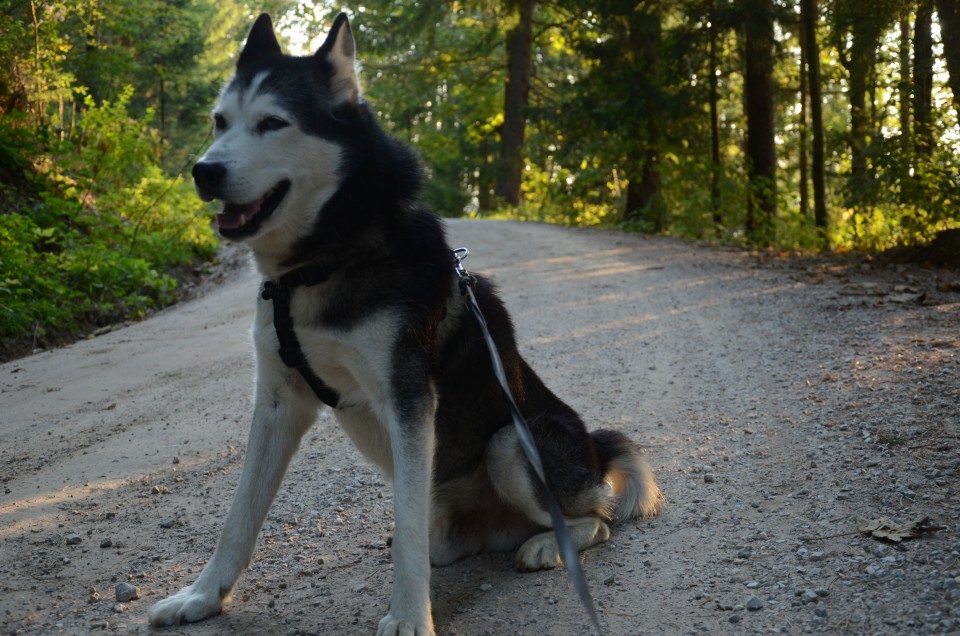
[316,13,360,105]
[238,13,282,68]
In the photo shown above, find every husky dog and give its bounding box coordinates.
[148,13,661,636]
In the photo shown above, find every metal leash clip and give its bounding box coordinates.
[452,247,476,295]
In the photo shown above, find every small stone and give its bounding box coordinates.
[729,614,741,624]
[66,533,82,545]
[704,473,716,483]
[479,583,493,592]
[799,589,818,604]
[100,538,112,549]
[603,575,616,586]
[808,551,824,561]
[112,603,125,614]
[896,485,915,498]
[159,518,175,529]
[814,608,827,618]
[351,583,367,593]
[746,596,763,611]
[115,582,141,603]
[745,581,759,589]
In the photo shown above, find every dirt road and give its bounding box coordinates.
[2,219,958,635]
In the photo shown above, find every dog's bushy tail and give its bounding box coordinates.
[592,429,662,522]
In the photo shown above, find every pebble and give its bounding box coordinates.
[479,583,493,592]
[159,518,175,529]
[603,575,616,586]
[703,473,715,483]
[100,538,112,549]
[729,614,741,624]
[115,583,141,603]
[351,583,367,593]
[66,533,82,545]
[799,589,818,604]
[746,596,763,611]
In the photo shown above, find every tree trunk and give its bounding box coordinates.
[914,0,934,159]
[708,0,722,229]
[936,0,960,120]
[623,4,664,230]
[799,9,810,222]
[847,25,873,196]
[802,0,827,244]
[494,0,535,207]
[743,0,777,243]
[899,16,913,179]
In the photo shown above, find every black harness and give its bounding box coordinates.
[260,265,341,408]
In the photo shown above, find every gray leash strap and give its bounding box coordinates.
[453,247,603,635]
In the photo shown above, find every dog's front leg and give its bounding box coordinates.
[149,370,317,626]
[377,388,437,636]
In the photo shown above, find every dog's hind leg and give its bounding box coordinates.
[149,367,318,626]
[484,423,648,572]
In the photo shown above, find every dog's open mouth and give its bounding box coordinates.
[216,180,290,238]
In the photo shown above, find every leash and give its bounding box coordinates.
[453,247,604,635]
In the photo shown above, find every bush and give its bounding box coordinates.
[0,89,216,360]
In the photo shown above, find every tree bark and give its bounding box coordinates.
[799,8,810,222]
[623,5,664,230]
[494,0,535,207]
[743,0,777,243]
[914,0,934,159]
[708,0,722,229]
[936,0,960,120]
[899,16,913,176]
[802,0,827,243]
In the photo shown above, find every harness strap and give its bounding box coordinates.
[261,266,341,409]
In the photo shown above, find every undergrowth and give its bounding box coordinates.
[0,91,216,362]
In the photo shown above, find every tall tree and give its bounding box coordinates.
[936,0,960,119]
[914,0,934,159]
[801,0,827,242]
[743,0,777,242]
[899,15,913,176]
[708,0,723,228]
[495,0,536,206]
[623,3,664,229]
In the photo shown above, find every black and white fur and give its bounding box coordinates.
[148,13,661,636]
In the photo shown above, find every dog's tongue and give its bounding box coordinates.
[216,200,261,229]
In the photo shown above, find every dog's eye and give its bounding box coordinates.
[213,114,227,131]
[258,116,289,134]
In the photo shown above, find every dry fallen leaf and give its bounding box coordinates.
[856,517,944,543]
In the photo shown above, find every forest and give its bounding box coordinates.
[2,0,960,359]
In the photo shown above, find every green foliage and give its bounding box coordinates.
[0,0,241,359]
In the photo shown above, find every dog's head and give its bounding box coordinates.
[192,13,360,248]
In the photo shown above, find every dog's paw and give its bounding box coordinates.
[515,532,562,571]
[377,613,435,636]
[148,584,223,626]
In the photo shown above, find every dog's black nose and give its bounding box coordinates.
[192,162,227,201]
